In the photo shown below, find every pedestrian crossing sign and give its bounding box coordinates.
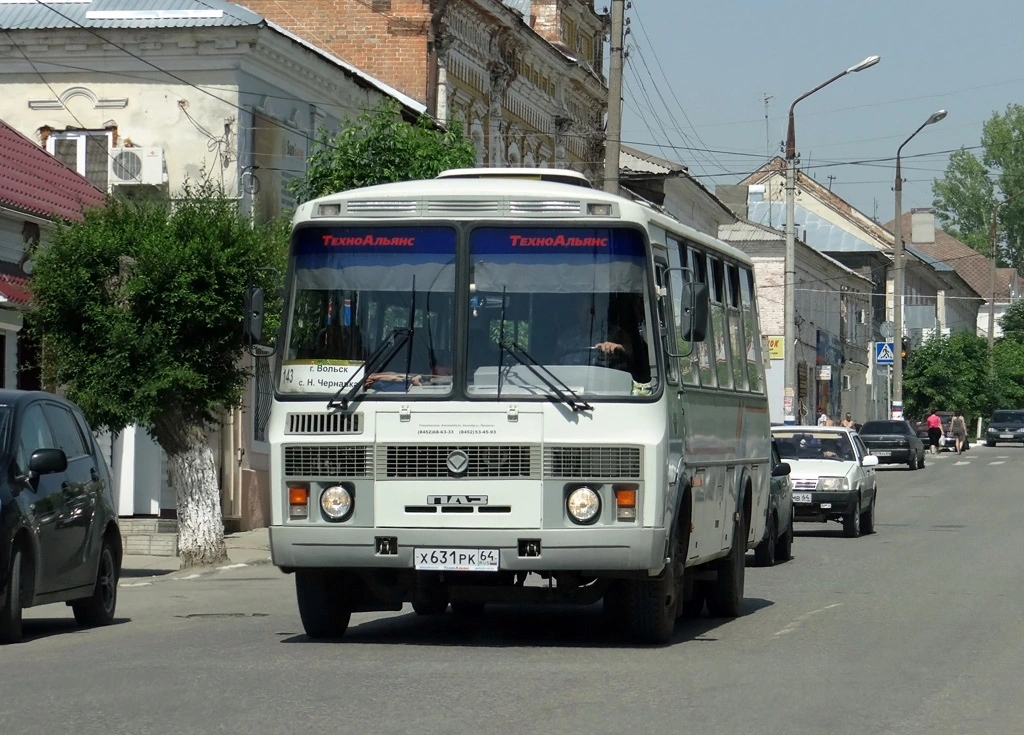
[875,341,895,365]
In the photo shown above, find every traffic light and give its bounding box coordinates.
[901,336,910,366]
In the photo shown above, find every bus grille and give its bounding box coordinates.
[507,199,581,215]
[284,445,373,478]
[543,446,643,479]
[285,412,362,435]
[377,445,540,479]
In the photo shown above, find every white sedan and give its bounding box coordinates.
[770,426,879,538]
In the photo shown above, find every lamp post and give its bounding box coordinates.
[988,191,1024,350]
[891,109,947,419]
[783,55,880,425]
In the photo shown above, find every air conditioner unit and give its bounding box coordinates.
[842,375,852,391]
[109,147,167,187]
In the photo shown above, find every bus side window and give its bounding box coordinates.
[708,256,732,390]
[668,237,698,385]
[739,266,765,393]
[654,261,678,385]
[689,246,716,388]
[726,263,748,391]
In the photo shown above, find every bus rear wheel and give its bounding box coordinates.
[295,570,352,640]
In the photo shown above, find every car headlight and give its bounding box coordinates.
[816,477,849,492]
[567,487,601,524]
[320,485,353,521]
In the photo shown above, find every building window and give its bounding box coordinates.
[46,131,111,191]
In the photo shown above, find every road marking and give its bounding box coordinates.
[175,574,202,580]
[989,461,1006,465]
[218,563,248,571]
[119,581,152,588]
[997,456,1009,459]
[954,460,971,466]
[773,603,843,638]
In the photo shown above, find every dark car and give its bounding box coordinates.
[0,391,122,644]
[859,419,927,469]
[985,409,1024,446]
[754,438,794,566]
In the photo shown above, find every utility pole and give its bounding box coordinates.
[764,93,773,227]
[603,0,625,194]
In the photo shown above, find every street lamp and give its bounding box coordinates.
[891,109,947,419]
[988,190,1024,350]
[783,55,880,425]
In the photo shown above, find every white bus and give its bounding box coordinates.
[244,169,773,644]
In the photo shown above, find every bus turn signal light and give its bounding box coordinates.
[288,483,309,518]
[615,485,637,521]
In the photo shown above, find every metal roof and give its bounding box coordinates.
[905,245,954,272]
[748,201,883,255]
[0,0,262,30]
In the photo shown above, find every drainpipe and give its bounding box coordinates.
[425,0,452,120]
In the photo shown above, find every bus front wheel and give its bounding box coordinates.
[295,569,352,640]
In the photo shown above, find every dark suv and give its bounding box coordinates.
[985,410,1024,446]
[0,391,122,643]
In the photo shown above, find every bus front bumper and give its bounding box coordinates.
[269,525,668,573]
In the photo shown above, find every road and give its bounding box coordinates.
[3,444,1023,735]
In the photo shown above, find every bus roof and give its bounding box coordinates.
[295,176,753,266]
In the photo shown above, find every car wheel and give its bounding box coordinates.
[918,451,925,468]
[295,569,352,639]
[72,541,119,627]
[775,513,794,562]
[843,496,861,538]
[986,440,995,447]
[860,492,876,535]
[753,513,777,567]
[0,546,25,644]
[908,452,918,471]
[706,515,747,618]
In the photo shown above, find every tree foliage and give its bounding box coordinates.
[30,182,287,566]
[290,99,477,203]
[933,103,1024,269]
[903,332,993,419]
[1000,298,1024,342]
[990,338,1024,409]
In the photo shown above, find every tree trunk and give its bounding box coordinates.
[167,427,228,569]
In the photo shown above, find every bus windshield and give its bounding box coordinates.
[280,225,456,397]
[466,226,657,398]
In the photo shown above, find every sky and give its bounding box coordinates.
[613,0,1024,225]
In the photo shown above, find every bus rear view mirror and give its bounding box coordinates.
[244,284,266,345]
[679,281,709,342]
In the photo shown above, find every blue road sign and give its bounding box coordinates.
[875,341,895,365]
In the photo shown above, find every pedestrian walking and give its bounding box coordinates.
[817,410,829,426]
[840,412,855,428]
[925,408,944,455]
[950,410,968,454]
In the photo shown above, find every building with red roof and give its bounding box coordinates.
[0,118,105,390]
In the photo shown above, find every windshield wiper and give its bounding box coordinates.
[327,327,412,411]
[500,340,593,413]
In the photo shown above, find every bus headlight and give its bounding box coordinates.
[321,485,353,521]
[567,487,601,524]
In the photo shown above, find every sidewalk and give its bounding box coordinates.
[121,527,272,580]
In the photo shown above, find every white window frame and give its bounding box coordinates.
[46,130,113,190]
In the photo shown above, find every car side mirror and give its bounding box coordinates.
[861,455,879,467]
[244,284,265,345]
[28,448,68,477]
[772,462,791,477]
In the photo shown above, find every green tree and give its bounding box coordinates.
[30,182,287,568]
[903,331,993,420]
[1000,298,1024,342]
[290,99,477,203]
[990,338,1024,409]
[933,104,1024,269]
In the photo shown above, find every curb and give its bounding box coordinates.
[119,555,274,587]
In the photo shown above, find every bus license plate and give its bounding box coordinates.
[414,548,499,572]
[793,493,812,503]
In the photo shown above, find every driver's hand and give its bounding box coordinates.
[594,341,623,354]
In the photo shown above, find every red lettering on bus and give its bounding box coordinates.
[508,234,608,247]
[321,235,416,247]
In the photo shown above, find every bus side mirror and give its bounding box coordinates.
[679,281,709,342]
[244,285,265,345]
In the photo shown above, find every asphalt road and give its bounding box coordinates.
[3,443,1024,735]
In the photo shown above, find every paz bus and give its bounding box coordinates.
[243,168,773,644]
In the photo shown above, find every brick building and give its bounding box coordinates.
[238,0,608,180]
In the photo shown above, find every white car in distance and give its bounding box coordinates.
[770,426,879,538]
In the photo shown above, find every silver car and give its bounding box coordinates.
[770,426,879,538]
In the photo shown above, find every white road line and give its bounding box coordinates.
[119,581,152,588]
[954,461,972,466]
[773,603,843,638]
[990,461,1006,465]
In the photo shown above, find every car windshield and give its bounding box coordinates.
[772,430,856,461]
[465,226,657,399]
[992,411,1024,424]
[860,421,905,435]
[280,225,456,397]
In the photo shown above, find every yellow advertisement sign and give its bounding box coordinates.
[767,336,784,360]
